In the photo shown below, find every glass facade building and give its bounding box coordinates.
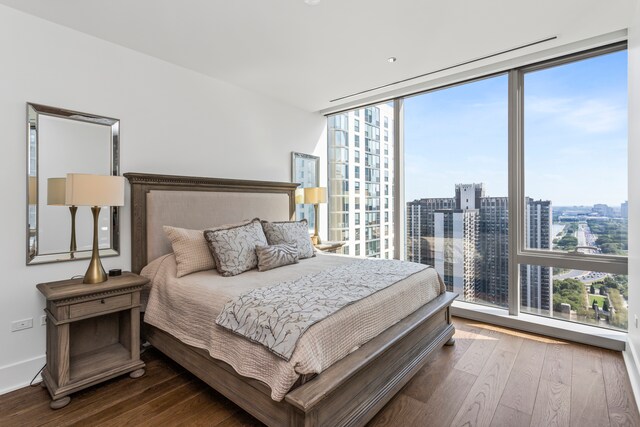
[328,103,394,258]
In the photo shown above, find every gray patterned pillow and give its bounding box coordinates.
[204,219,268,277]
[261,220,315,259]
[256,243,299,272]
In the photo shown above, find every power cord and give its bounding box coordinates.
[30,364,46,387]
[140,341,152,355]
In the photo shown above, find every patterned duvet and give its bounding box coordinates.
[142,253,444,401]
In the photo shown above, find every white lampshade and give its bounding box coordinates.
[303,187,327,205]
[47,178,66,206]
[65,174,125,207]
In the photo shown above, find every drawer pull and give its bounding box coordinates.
[101,299,105,304]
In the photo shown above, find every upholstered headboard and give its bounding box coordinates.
[124,173,298,273]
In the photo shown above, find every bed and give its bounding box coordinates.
[124,172,456,427]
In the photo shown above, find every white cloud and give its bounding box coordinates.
[526,96,626,134]
[566,99,625,133]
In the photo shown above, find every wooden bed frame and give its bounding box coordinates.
[125,172,457,427]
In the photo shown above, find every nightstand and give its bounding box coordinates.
[37,272,148,409]
[314,241,345,253]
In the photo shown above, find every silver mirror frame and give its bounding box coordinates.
[291,152,320,232]
[291,152,320,187]
[26,103,121,265]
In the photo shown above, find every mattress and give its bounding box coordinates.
[141,253,444,401]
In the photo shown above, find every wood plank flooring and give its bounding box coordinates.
[1,317,638,427]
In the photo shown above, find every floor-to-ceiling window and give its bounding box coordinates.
[404,75,509,308]
[519,46,628,330]
[327,42,628,332]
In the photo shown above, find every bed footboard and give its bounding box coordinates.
[146,291,457,427]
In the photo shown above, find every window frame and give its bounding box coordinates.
[509,43,628,313]
[326,41,628,328]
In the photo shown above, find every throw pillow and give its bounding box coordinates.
[203,219,268,277]
[256,243,299,272]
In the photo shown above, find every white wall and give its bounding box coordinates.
[626,0,640,405]
[0,5,325,394]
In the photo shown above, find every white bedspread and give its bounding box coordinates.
[142,253,444,401]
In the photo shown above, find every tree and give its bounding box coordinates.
[603,276,618,289]
[553,278,587,312]
[609,289,628,329]
[603,300,610,313]
[590,284,595,295]
[557,235,578,250]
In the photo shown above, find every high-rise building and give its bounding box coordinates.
[327,104,394,258]
[455,183,485,210]
[477,196,509,307]
[406,197,455,265]
[406,185,552,310]
[521,199,553,313]
[434,209,479,300]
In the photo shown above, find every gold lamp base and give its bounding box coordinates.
[69,206,77,259]
[312,203,321,245]
[83,206,107,284]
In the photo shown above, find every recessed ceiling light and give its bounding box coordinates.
[387,57,397,63]
[304,0,321,5]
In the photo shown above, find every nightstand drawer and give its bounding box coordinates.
[69,294,131,318]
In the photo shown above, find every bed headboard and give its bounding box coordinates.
[124,172,298,274]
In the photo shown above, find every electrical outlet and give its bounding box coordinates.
[40,315,47,326]
[11,318,33,332]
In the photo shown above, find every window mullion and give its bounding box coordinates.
[393,98,404,260]
[508,69,524,316]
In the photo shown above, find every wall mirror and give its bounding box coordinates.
[27,103,120,265]
[291,152,319,232]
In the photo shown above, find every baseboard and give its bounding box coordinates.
[451,301,626,351]
[0,355,45,395]
[624,341,640,413]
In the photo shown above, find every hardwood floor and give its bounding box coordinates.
[1,317,638,427]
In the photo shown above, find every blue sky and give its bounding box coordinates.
[404,50,627,206]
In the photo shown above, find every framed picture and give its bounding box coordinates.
[291,152,320,231]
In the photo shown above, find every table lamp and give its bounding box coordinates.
[303,187,327,245]
[66,174,124,284]
[28,176,37,205]
[28,176,38,257]
[47,178,78,254]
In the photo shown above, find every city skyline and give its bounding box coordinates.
[406,182,552,312]
[407,193,628,213]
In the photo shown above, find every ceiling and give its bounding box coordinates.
[0,0,635,112]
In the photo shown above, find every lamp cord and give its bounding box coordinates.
[30,364,46,387]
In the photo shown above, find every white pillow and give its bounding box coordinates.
[163,226,215,278]
[163,219,252,278]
